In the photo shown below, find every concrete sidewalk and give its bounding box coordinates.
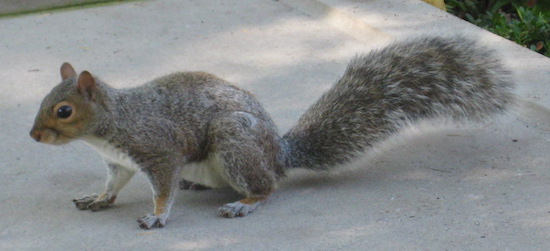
[1,0,549,250]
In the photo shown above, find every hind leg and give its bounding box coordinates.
[207,112,282,218]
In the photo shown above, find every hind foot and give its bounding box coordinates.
[218,197,267,218]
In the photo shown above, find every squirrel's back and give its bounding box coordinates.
[115,71,276,128]
[283,36,515,170]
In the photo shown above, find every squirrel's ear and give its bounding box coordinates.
[60,62,77,80]
[77,71,97,101]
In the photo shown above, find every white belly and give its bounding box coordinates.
[81,137,229,188]
[81,136,142,172]
[181,153,230,188]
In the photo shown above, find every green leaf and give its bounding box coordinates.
[465,13,476,22]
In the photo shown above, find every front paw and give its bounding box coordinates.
[137,213,168,229]
[73,194,115,211]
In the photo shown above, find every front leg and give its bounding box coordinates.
[137,165,181,229]
[73,163,135,211]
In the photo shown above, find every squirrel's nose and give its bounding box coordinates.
[30,130,42,142]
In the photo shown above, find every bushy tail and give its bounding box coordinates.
[282,36,515,171]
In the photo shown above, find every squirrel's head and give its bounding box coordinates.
[30,63,106,145]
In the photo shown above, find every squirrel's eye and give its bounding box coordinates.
[57,105,73,119]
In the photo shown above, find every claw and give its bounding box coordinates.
[73,194,99,210]
[72,194,114,211]
[137,213,168,229]
[218,199,264,218]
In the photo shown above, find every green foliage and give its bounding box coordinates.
[447,0,550,57]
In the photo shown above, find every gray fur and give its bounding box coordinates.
[30,36,514,228]
[283,36,515,170]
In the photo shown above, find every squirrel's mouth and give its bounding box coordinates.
[30,127,72,145]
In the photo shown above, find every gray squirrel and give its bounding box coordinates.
[30,36,515,229]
